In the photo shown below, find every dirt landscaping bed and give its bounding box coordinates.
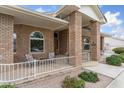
[85,74,113,88]
[16,69,113,88]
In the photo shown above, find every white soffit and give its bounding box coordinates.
[0,5,68,31]
[79,5,106,24]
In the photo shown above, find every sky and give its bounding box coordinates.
[100,5,124,40]
[20,5,124,40]
[20,5,61,13]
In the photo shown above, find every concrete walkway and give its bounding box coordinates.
[107,71,124,88]
[83,63,124,78]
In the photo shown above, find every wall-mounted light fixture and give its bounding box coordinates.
[91,42,96,46]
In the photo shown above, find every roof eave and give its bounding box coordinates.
[96,5,107,24]
[1,5,69,25]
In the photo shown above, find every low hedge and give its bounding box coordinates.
[118,53,124,62]
[0,83,16,88]
[106,55,122,66]
[112,47,124,54]
[78,71,99,83]
[62,76,85,88]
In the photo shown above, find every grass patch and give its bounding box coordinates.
[0,83,16,88]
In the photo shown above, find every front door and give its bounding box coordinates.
[82,36,91,61]
[54,32,59,55]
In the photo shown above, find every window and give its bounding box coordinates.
[30,32,44,52]
[13,33,16,52]
[54,33,59,50]
[83,37,90,50]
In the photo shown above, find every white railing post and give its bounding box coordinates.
[9,65,10,81]
[29,61,30,77]
[34,60,37,78]
[1,65,2,81]
[12,65,14,80]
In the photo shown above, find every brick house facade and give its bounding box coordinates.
[14,24,54,62]
[0,5,106,67]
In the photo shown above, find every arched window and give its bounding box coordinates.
[13,33,16,52]
[30,32,44,52]
[83,36,90,50]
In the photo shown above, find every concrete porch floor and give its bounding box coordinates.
[83,63,124,79]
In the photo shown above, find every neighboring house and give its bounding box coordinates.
[104,36,124,50]
[101,33,124,56]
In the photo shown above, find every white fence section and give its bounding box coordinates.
[0,56,74,83]
[82,52,91,62]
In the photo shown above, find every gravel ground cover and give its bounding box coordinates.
[17,71,113,88]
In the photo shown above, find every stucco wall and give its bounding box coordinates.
[14,24,54,63]
[104,37,124,51]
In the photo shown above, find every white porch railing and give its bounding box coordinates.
[82,52,91,62]
[0,56,74,83]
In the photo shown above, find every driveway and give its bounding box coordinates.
[107,71,124,88]
[83,63,124,78]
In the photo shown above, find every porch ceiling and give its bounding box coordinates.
[79,5,106,24]
[82,13,94,26]
[56,13,95,31]
[0,6,68,31]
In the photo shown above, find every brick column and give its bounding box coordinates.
[69,11,82,66]
[90,21,100,61]
[0,13,14,64]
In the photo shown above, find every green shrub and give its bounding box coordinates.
[112,47,124,54]
[118,53,124,62]
[62,76,85,88]
[106,55,122,66]
[0,83,16,88]
[120,53,124,55]
[78,71,99,83]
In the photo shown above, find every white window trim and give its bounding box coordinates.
[30,38,44,40]
[29,31,45,54]
[84,43,90,45]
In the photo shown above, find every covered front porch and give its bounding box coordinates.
[0,5,105,83]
